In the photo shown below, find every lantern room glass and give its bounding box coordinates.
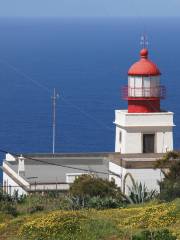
[128,76,160,97]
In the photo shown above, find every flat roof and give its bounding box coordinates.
[4,153,112,184]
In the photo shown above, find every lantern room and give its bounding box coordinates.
[122,48,166,113]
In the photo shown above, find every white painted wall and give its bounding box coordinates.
[3,162,30,196]
[3,172,27,196]
[114,110,174,153]
[123,131,142,153]
[115,110,174,127]
[5,153,16,162]
[156,131,174,153]
[109,161,162,194]
[3,163,29,187]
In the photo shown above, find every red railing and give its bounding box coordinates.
[122,85,166,99]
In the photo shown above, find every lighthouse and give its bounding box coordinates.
[114,48,174,154]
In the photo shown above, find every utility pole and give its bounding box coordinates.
[52,88,59,154]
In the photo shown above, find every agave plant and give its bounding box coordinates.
[126,181,157,204]
[122,172,158,204]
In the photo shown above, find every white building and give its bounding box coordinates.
[2,152,110,195]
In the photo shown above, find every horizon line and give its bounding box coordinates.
[0,16,180,19]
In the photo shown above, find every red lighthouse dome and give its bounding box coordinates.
[122,48,166,113]
[128,49,161,76]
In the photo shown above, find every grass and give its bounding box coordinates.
[74,219,122,240]
[0,198,179,240]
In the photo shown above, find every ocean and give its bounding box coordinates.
[0,17,179,180]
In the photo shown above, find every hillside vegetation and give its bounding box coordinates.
[0,199,179,240]
[0,152,180,239]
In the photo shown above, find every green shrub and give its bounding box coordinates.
[57,196,75,210]
[69,175,122,199]
[159,179,180,201]
[0,203,19,217]
[132,229,176,240]
[155,151,180,201]
[57,195,124,210]
[28,205,44,214]
[0,189,13,202]
[86,196,123,209]
[16,193,27,204]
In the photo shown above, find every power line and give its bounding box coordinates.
[60,93,113,132]
[0,59,51,94]
[0,148,121,178]
[0,59,114,134]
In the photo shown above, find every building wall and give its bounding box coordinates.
[156,130,173,152]
[3,172,27,196]
[109,162,162,194]
[114,110,174,153]
[115,110,174,127]
[3,161,29,196]
[124,131,142,153]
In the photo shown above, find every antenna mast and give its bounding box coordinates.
[52,88,59,154]
[140,33,149,49]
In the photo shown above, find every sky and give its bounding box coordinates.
[0,0,180,18]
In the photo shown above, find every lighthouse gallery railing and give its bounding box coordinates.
[122,85,166,99]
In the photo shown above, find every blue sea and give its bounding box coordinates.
[0,17,180,180]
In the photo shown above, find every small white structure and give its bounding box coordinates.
[114,110,174,153]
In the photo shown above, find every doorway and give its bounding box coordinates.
[143,134,155,153]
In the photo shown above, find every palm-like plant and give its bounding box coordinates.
[126,181,157,204]
[121,172,157,204]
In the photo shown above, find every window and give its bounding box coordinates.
[66,173,87,183]
[119,131,122,143]
[128,76,135,96]
[143,134,155,153]
[134,76,142,97]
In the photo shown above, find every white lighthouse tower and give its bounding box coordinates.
[114,48,174,154]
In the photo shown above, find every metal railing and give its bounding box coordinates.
[122,85,166,99]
